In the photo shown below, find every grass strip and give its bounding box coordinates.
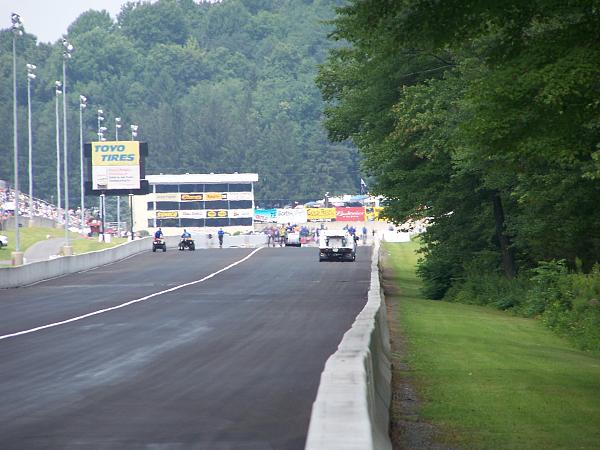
[69,236,127,254]
[384,241,600,450]
[0,226,73,253]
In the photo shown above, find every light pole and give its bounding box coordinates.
[97,109,104,140]
[115,117,121,237]
[129,124,138,240]
[11,13,24,265]
[61,38,74,255]
[55,81,62,213]
[79,95,87,233]
[97,109,106,241]
[26,63,36,226]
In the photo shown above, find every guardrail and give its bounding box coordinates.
[305,239,392,450]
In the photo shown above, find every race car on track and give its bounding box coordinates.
[318,230,356,262]
[285,231,301,247]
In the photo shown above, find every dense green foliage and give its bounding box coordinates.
[318,1,600,347]
[0,0,359,206]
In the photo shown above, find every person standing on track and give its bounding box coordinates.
[267,227,276,247]
[278,225,286,247]
[218,228,225,248]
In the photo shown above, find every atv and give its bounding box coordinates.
[178,237,195,251]
[152,237,167,252]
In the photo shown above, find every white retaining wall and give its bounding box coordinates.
[305,239,392,450]
[0,234,268,289]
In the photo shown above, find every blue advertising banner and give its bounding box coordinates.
[254,208,277,222]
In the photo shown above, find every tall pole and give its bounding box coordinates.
[129,124,138,240]
[26,64,36,224]
[101,193,106,241]
[55,81,62,212]
[62,39,73,254]
[97,109,106,242]
[79,95,87,233]
[115,117,121,237]
[11,13,23,262]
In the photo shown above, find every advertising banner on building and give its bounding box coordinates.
[254,209,277,222]
[154,193,179,201]
[229,209,254,218]
[179,210,207,219]
[204,192,227,201]
[91,141,141,190]
[227,192,253,201]
[156,211,179,219]
[335,206,365,222]
[180,193,203,201]
[276,208,307,224]
[306,207,336,221]
[206,210,228,218]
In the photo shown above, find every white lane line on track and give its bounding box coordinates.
[0,248,262,341]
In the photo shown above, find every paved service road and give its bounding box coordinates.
[0,245,372,450]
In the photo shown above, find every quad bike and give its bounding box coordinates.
[152,238,166,252]
[178,237,195,251]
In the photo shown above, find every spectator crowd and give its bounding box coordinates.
[0,189,91,232]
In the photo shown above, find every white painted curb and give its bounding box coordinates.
[305,239,392,450]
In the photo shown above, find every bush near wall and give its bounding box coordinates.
[446,261,600,352]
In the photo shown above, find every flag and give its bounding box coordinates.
[360,178,368,194]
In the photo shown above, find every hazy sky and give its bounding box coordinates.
[1,0,154,43]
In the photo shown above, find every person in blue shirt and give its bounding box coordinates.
[154,227,163,239]
[217,228,225,248]
[181,229,191,238]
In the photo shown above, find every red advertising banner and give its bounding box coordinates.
[335,206,365,222]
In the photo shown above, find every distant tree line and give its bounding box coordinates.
[0,0,359,209]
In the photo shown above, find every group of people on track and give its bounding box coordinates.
[152,223,370,250]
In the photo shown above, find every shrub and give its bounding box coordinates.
[518,260,569,317]
[541,270,600,352]
[447,259,600,352]
[447,272,528,311]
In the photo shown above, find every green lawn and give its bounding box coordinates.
[0,226,75,253]
[70,236,127,254]
[384,241,600,450]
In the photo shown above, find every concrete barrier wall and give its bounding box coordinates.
[0,234,269,289]
[0,238,152,289]
[305,239,392,450]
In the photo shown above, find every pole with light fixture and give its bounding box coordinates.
[26,63,36,225]
[129,124,138,240]
[115,117,122,237]
[97,109,106,242]
[61,38,74,255]
[11,13,24,265]
[55,81,62,212]
[79,95,87,233]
